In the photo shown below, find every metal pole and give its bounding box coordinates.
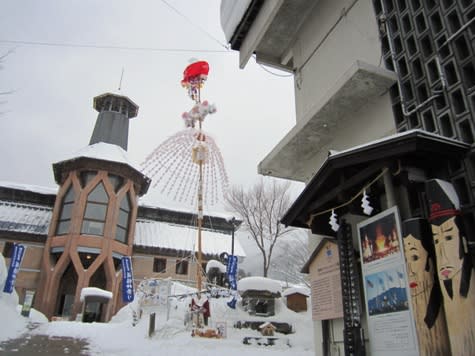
[197,164,203,292]
[231,217,235,256]
[197,120,204,292]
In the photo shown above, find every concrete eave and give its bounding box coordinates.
[237,0,317,70]
[258,61,397,182]
[239,0,284,69]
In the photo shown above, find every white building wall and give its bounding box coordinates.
[293,0,384,125]
[294,3,390,354]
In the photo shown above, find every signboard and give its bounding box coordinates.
[121,256,134,303]
[357,206,419,356]
[138,279,171,307]
[3,243,25,294]
[310,239,343,320]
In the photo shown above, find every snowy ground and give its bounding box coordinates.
[0,255,315,355]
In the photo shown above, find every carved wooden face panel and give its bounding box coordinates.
[404,234,433,297]
[431,216,463,281]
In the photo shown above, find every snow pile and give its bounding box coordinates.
[206,259,227,273]
[238,276,282,295]
[1,270,314,355]
[0,255,47,342]
[80,287,113,302]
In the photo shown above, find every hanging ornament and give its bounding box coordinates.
[361,190,373,215]
[181,100,217,128]
[329,210,340,232]
[181,60,210,101]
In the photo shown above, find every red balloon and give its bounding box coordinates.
[182,61,209,83]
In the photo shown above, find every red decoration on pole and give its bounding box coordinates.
[181,61,209,85]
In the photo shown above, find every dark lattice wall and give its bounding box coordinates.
[373,0,475,229]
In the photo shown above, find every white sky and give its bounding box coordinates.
[0,0,303,211]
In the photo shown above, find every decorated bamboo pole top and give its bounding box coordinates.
[141,59,228,294]
[181,60,215,293]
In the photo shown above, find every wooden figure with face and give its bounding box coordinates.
[425,179,475,355]
[403,218,450,356]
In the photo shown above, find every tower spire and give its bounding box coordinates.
[89,93,138,151]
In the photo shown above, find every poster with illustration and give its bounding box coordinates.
[357,206,419,356]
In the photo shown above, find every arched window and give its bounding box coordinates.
[108,174,124,193]
[56,185,75,235]
[80,170,97,188]
[81,183,109,236]
[115,194,131,243]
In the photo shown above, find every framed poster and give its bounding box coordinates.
[357,206,419,356]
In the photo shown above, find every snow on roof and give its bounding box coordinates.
[238,276,282,294]
[259,322,276,329]
[0,181,57,195]
[220,0,252,42]
[134,219,246,257]
[57,142,140,171]
[282,286,310,297]
[0,192,244,256]
[138,200,240,222]
[206,259,227,273]
[80,287,113,302]
[328,129,464,158]
[0,200,52,235]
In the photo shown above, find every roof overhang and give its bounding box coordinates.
[53,157,151,196]
[282,130,469,234]
[227,0,318,70]
[93,93,139,119]
[258,61,398,182]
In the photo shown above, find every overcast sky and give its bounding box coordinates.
[0,0,303,211]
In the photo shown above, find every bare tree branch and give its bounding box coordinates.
[270,232,310,287]
[225,177,296,277]
[0,49,14,116]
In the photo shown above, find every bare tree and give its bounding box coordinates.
[225,178,296,277]
[270,232,310,287]
[0,49,15,116]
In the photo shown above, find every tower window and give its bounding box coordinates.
[115,194,131,243]
[80,171,97,189]
[153,258,166,273]
[81,183,109,236]
[2,241,14,258]
[176,260,188,275]
[108,174,124,193]
[56,185,75,235]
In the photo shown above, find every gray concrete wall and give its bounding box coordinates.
[293,0,383,123]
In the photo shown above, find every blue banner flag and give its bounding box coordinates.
[226,255,238,291]
[121,256,134,303]
[3,244,25,294]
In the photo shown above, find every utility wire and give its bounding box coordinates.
[257,61,293,78]
[160,0,230,50]
[0,39,231,54]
